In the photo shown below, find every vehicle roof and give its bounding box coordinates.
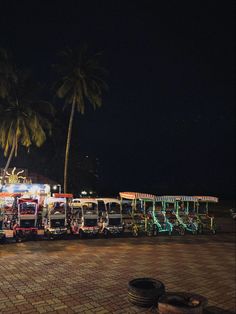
[72,198,98,204]
[193,196,219,203]
[119,192,157,201]
[46,197,66,203]
[96,198,120,204]
[156,195,197,202]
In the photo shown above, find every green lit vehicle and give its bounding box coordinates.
[148,199,173,236]
[169,196,199,235]
[120,192,156,236]
[157,196,185,235]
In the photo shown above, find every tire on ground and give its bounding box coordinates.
[128,277,165,307]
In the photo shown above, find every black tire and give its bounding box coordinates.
[104,229,109,238]
[153,225,158,236]
[132,226,138,237]
[198,224,203,235]
[0,236,6,244]
[45,230,53,240]
[128,278,165,307]
[178,226,185,236]
[79,229,84,239]
[15,235,22,243]
[158,292,208,314]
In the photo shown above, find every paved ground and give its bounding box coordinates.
[0,232,235,314]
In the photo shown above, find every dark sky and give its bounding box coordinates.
[0,1,235,198]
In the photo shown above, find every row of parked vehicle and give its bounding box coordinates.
[0,187,218,243]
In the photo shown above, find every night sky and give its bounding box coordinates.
[0,1,235,198]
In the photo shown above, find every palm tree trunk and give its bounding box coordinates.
[1,138,16,186]
[63,99,76,193]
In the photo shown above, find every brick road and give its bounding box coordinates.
[0,233,235,314]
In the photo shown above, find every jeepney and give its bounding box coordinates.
[70,198,99,238]
[96,198,123,237]
[193,196,218,234]
[13,197,38,242]
[44,196,68,239]
[119,192,156,236]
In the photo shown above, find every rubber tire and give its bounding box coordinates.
[178,226,185,236]
[79,229,84,239]
[104,229,109,238]
[158,292,208,314]
[128,278,165,307]
[15,235,22,243]
[153,225,158,236]
[198,224,203,235]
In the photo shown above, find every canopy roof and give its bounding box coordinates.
[119,192,157,201]
[156,195,197,202]
[96,198,120,204]
[193,196,219,203]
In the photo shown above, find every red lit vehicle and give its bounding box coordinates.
[13,198,38,242]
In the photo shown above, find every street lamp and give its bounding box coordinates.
[52,184,61,193]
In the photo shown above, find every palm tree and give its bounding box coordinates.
[54,44,107,193]
[0,62,53,185]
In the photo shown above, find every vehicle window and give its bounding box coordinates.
[19,202,36,215]
[51,202,66,214]
[107,202,120,214]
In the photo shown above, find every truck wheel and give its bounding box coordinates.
[15,235,21,243]
[79,229,84,239]
[104,229,109,238]
[178,226,185,236]
[153,225,158,236]
[45,230,51,240]
[198,224,203,235]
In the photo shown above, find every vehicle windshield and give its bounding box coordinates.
[84,218,97,227]
[20,219,35,228]
[82,203,97,215]
[178,202,186,215]
[50,202,66,215]
[107,202,120,214]
[122,202,132,216]
[134,201,144,214]
[51,219,65,228]
[165,203,175,211]
[197,202,207,214]
[73,208,82,219]
[109,217,121,226]
[154,211,165,223]
[97,200,106,212]
[19,202,36,215]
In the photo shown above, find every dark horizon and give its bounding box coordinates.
[0,1,235,199]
